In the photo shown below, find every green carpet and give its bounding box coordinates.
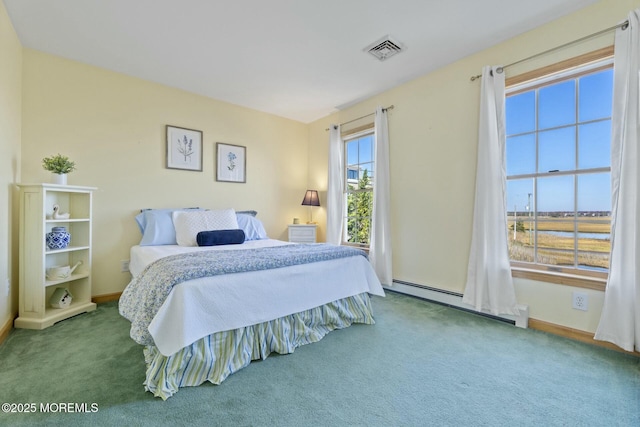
[0,291,638,426]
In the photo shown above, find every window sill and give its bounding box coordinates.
[511,266,606,291]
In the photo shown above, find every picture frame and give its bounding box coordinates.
[216,142,246,183]
[166,125,203,171]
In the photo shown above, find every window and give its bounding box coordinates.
[505,58,612,276]
[344,131,374,246]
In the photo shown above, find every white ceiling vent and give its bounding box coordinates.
[365,35,404,61]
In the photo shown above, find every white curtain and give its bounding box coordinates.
[595,11,640,353]
[462,66,519,315]
[370,107,393,285]
[326,124,344,245]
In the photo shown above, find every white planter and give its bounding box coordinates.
[52,173,67,185]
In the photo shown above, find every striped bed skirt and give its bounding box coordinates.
[142,292,375,399]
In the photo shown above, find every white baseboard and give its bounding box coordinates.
[386,280,529,329]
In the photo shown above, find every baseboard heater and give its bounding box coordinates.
[386,280,529,329]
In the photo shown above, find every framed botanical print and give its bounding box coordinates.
[166,125,203,171]
[216,142,246,183]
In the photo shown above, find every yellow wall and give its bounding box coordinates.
[20,50,310,296]
[308,0,640,333]
[6,0,639,336]
[0,1,22,330]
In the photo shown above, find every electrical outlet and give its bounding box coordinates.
[572,291,588,311]
[121,260,130,273]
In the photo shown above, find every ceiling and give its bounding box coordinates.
[4,0,599,123]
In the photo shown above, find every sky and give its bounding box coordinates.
[505,68,613,213]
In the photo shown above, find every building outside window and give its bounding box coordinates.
[344,131,374,246]
[505,58,613,275]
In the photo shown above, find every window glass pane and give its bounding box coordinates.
[359,164,373,186]
[577,247,609,271]
[536,219,576,267]
[359,136,373,163]
[507,179,534,263]
[578,120,610,169]
[577,173,610,212]
[346,192,372,245]
[579,69,613,122]
[536,247,574,268]
[506,91,535,135]
[576,204,610,271]
[538,127,575,173]
[506,179,534,214]
[537,175,574,213]
[576,172,610,271]
[347,167,359,182]
[346,141,358,166]
[368,170,375,186]
[506,134,535,176]
[509,240,534,263]
[539,80,575,129]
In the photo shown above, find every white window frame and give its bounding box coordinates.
[505,51,613,290]
[342,128,375,248]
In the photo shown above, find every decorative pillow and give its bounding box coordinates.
[173,208,239,246]
[196,229,245,246]
[236,213,268,240]
[236,210,257,217]
[135,208,202,246]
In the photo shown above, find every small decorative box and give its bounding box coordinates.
[49,287,73,309]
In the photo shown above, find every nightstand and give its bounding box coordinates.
[288,224,317,243]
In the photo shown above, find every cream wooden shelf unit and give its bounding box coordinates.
[15,183,97,329]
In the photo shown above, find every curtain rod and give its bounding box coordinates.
[325,105,394,131]
[469,20,629,81]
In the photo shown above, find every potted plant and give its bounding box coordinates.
[42,154,76,185]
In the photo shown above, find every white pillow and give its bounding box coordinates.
[173,208,239,246]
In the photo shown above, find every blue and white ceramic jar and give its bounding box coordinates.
[46,226,71,250]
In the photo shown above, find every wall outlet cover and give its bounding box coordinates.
[572,291,588,311]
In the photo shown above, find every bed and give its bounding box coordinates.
[119,208,385,399]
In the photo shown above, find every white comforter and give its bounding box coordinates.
[129,240,385,356]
